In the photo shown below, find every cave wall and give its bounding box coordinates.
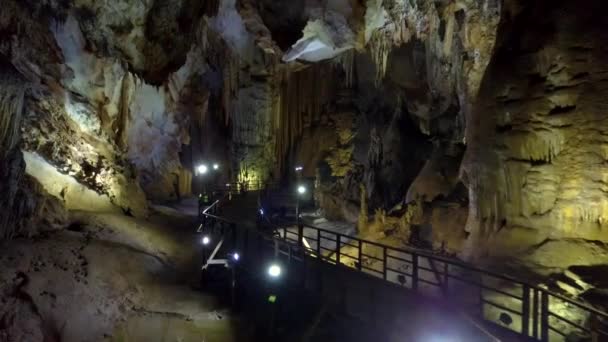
[462,0,608,260]
[3,0,608,281]
[0,60,66,241]
[0,0,248,216]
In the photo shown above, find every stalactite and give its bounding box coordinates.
[114,73,132,150]
[222,49,239,126]
[368,30,391,86]
[333,50,355,88]
[272,63,338,176]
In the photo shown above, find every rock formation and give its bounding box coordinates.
[3,0,608,337]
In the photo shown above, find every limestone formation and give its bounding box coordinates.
[3,0,608,338]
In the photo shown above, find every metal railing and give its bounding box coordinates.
[270,220,608,342]
[204,181,266,193]
[200,193,608,342]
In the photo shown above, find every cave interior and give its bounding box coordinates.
[2,0,608,341]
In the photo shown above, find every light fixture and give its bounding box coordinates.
[232,253,240,261]
[297,185,306,195]
[226,183,230,187]
[213,163,219,170]
[295,166,303,172]
[197,164,208,175]
[268,264,282,278]
[202,235,210,245]
[259,208,264,216]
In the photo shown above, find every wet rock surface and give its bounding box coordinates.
[0,208,240,342]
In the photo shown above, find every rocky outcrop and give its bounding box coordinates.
[4,0,608,317]
[0,60,67,241]
[462,0,608,261]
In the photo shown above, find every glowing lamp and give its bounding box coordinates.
[197,164,208,175]
[213,163,219,170]
[201,236,210,245]
[233,253,240,261]
[297,185,306,195]
[268,264,282,278]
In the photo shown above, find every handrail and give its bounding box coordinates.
[200,190,608,341]
[290,222,608,319]
[270,217,608,320]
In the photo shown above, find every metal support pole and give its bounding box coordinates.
[316,229,321,257]
[412,254,419,292]
[540,291,549,342]
[443,262,449,296]
[532,288,539,339]
[298,222,304,248]
[382,246,387,280]
[336,234,341,265]
[357,240,363,271]
[231,223,237,251]
[522,285,530,336]
[296,197,300,225]
[231,267,236,308]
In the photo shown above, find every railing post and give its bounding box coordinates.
[443,262,449,296]
[591,314,599,342]
[298,222,304,248]
[382,246,387,280]
[532,288,539,339]
[316,229,321,257]
[540,291,549,342]
[412,254,418,292]
[336,234,341,265]
[357,240,363,271]
[244,227,249,256]
[522,285,530,336]
[231,223,237,250]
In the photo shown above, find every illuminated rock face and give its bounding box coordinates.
[1,0,608,281]
[462,0,608,260]
[0,61,67,240]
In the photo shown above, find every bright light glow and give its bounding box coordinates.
[268,264,281,278]
[197,164,208,175]
[202,236,210,245]
[295,166,303,172]
[297,185,307,195]
[420,335,459,342]
[213,163,219,170]
[233,253,240,261]
[226,183,230,187]
[259,208,264,216]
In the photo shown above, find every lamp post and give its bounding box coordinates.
[196,162,220,203]
[197,164,209,193]
[296,185,306,224]
[196,164,209,216]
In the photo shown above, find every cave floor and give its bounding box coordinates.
[0,200,250,342]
